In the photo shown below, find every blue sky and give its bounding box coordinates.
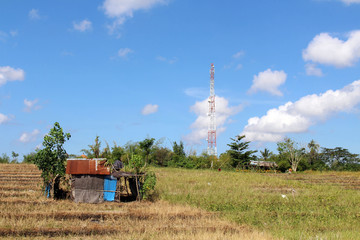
[1,0,360,159]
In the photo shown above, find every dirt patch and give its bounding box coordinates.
[0,226,120,237]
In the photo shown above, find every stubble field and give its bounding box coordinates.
[1,164,360,239]
[0,164,271,240]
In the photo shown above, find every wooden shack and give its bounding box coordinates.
[66,158,143,203]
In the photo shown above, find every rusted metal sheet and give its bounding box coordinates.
[66,158,111,175]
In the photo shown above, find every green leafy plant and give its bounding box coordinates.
[126,154,146,174]
[124,154,157,200]
[33,122,71,198]
[140,171,157,200]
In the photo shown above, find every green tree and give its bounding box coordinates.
[217,152,233,170]
[227,135,257,168]
[320,147,360,171]
[81,135,103,158]
[0,153,10,163]
[173,141,186,157]
[277,137,305,172]
[34,122,71,197]
[307,140,324,170]
[169,141,191,168]
[152,146,173,166]
[11,151,19,163]
[23,152,37,163]
[111,142,124,161]
[139,138,155,165]
[260,148,273,161]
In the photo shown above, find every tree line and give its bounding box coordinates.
[2,128,360,172]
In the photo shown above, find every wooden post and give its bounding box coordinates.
[135,175,140,201]
[118,177,121,202]
[124,177,129,196]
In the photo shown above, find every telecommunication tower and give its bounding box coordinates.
[207,63,217,156]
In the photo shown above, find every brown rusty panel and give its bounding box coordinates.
[66,159,111,175]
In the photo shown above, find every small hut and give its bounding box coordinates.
[66,158,143,203]
[249,160,278,170]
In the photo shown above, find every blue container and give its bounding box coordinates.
[103,175,117,201]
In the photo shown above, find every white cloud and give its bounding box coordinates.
[19,129,41,143]
[0,30,18,42]
[29,9,40,20]
[0,31,8,42]
[235,64,243,70]
[184,87,208,99]
[73,20,92,32]
[102,0,167,34]
[0,66,25,87]
[341,0,360,4]
[106,18,126,37]
[233,51,245,59]
[183,96,243,145]
[61,51,74,56]
[242,80,360,142]
[303,31,360,68]
[0,113,10,125]
[10,30,18,37]
[142,104,158,115]
[118,48,133,58]
[156,56,177,64]
[305,63,323,77]
[102,0,166,18]
[24,99,41,112]
[248,69,287,96]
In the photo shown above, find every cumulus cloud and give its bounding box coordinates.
[102,0,167,34]
[242,80,360,142]
[248,69,287,96]
[0,66,25,87]
[102,0,166,18]
[305,63,323,77]
[19,129,41,143]
[29,9,40,20]
[303,31,360,68]
[118,48,133,58]
[24,99,41,112]
[183,96,243,145]
[0,113,10,125]
[73,20,92,32]
[142,104,158,115]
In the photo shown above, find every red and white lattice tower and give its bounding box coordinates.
[207,63,217,156]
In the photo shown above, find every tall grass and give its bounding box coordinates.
[156,168,360,240]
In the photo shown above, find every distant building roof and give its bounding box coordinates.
[250,160,278,168]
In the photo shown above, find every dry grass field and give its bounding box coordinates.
[0,164,272,240]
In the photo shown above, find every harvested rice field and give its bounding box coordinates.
[0,164,271,240]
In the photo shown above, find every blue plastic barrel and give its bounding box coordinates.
[103,175,117,201]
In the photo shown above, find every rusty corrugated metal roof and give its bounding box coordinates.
[66,158,111,175]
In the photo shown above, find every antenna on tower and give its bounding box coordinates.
[207,63,217,157]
